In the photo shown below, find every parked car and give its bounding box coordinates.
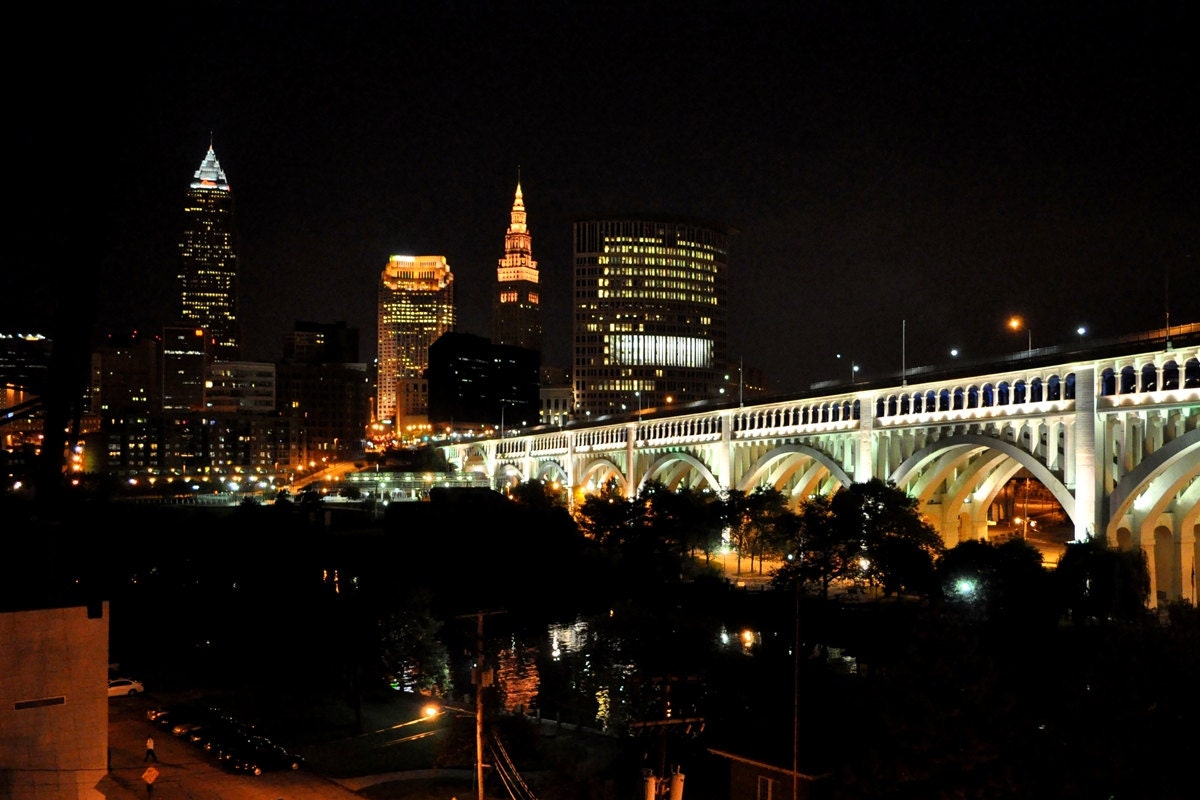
[215,733,304,775]
[192,716,255,751]
[156,704,226,737]
[107,678,145,697]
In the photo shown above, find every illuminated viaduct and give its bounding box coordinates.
[440,335,1200,606]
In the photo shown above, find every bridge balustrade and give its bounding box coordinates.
[447,337,1199,608]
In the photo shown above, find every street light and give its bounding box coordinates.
[499,399,518,439]
[836,353,859,384]
[1008,316,1031,353]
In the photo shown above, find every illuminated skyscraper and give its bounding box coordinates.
[377,255,455,423]
[492,180,541,354]
[573,217,732,416]
[176,143,240,362]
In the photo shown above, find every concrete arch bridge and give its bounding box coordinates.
[441,338,1200,606]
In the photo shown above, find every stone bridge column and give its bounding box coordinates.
[1073,365,1099,542]
[856,392,874,483]
[565,431,577,511]
[625,424,637,500]
[717,410,733,492]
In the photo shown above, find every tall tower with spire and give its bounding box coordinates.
[176,141,240,362]
[492,177,541,355]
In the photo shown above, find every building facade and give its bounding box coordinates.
[278,320,371,459]
[492,181,541,354]
[572,217,733,416]
[177,144,240,362]
[427,332,540,435]
[376,255,455,425]
[161,326,209,411]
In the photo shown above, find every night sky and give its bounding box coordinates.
[15,2,1198,395]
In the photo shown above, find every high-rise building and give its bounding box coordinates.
[572,216,733,416]
[427,332,540,435]
[377,255,455,424]
[492,180,541,354]
[177,143,240,362]
[277,320,371,461]
[161,326,209,411]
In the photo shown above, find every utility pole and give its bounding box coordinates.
[459,609,504,800]
[629,674,703,795]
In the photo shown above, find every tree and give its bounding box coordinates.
[1053,535,1151,623]
[772,479,944,599]
[720,489,752,573]
[576,478,638,549]
[831,478,944,596]
[376,589,453,696]
[770,492,853,600]
[720,487,788,573]
[509,478,568,511]
[741,486,792,574]
[936,537,1053,625]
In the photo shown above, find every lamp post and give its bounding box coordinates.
[499,399,517,440]
[1009,316,1031,353]
[836,353,859,384]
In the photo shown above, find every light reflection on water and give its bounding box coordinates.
[492,613,766,733]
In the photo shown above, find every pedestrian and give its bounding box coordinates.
[145,736,157,762]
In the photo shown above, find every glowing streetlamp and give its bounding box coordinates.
[1008,316,1031,353]
[836,353,859,384]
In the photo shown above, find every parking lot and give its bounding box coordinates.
[104,694,371,800]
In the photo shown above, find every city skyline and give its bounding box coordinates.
[14,2,1198,395]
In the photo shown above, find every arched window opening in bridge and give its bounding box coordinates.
[981,384,996,407]
[1030,378,1044,403]
[924,391,936,412]
[939,389,951,411]
[1141,363,1158,392]
[1064,373,1076,399]
[1101,369,1117,396]
[967,386,980,409]
[887,396,899,416]
[1012,380,1027,404]
[852,399,861,419]
[1119,366,1136,393]
[953,388,965,410]
[997,381,1010,405]
[900,394,912,415]
[875,398,887,418]
[1162,360,1180,390]
[1047,376,1061,401]
[1185,358,1200,388]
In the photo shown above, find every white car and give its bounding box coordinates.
[107,677,145,697]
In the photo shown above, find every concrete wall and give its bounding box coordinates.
[0,603,110,800]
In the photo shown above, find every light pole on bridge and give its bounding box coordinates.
[1009,316,1032,353]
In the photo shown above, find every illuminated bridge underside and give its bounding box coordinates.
[445,345,1200,606]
